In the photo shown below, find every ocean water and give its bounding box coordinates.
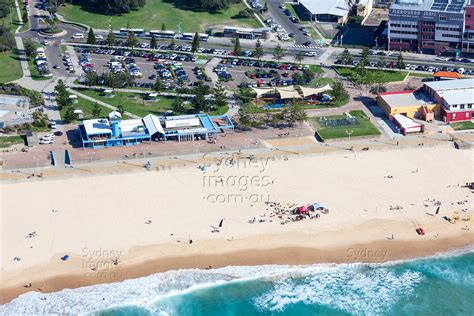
[1,250,473,315]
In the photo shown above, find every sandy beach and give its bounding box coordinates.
[1,144,473,304]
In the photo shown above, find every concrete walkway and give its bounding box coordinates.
[68,88,141,119]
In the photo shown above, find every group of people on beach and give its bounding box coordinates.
[248,200,325,226]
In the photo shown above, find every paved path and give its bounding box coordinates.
[204,57,221,87]
[68,88,141,119]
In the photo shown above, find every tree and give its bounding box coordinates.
[237,107,252,130]
[117,103,125,116]
[302,68,315,83]
[91,102,102,117]
[191,32,200,54]
[212,83,227,110]
[62,105,76,122]
[154,77,165,92]
[0,25,14,52]
[330,80,349,102]
[339,48,353,65]
[254,39,264,61]
[369,84,387,95]
[23,39,35,57]
[294,52,305,64]
[360,47,369,68]
[289,104,307,123]
[233,36,242,56]
[161,22,166,31]
[106,30,116,46]
[171,98,186,114]
[168,38,176,50]
[396,53,405,70]
[273,44,285,61]
[87,28,96,45]
[22,10,28,25]
[192,90,207,113]
[127,30,138,48]
[377,56,386,69]
[150,34,157,49]
[263,1,268,12]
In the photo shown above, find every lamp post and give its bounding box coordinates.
[346,129,353,145]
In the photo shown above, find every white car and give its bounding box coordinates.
[435,56,449,61]
[72,33,84,39]
[457,67,465,74]
[304,51,318,57]
[96,35,104,40]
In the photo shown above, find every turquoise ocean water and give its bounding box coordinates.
[1,249,473,315]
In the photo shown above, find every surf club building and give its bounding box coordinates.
[78,111,234,148]
[377,78,474,124]
[423,78,474,122]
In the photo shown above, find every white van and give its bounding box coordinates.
[72,33,84,39]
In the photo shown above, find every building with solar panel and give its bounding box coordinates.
[388,0,468,55]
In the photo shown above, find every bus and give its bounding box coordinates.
[119,28,146,37]
[149,30,176,39]
[181,33,209,42]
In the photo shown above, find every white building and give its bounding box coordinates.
[298,0,373,23]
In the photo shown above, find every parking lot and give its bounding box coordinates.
[71,45,323,91]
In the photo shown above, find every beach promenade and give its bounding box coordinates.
[0,143,472,303]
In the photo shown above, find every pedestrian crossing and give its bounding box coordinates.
[290,45,321,49]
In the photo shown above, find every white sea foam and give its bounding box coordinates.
[0,250,471,315]
[253,267,423,315]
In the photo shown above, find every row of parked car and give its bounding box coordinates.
[34,47,52,78]
[334,58,474,74]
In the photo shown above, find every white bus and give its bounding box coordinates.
[119,28,146,37]
[181,33,209,42]
[149,30,176,38]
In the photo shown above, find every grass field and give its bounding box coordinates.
[310,110,381,140]
[0,135,24,148]
[0,49,23,83]
[77,89,182,117]
[335,66,408,84]
[0,2,23,83]
[451,121,474,131]
[77,89,228,117]
[58,0,260,32]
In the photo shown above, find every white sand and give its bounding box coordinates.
[1,145,473,291]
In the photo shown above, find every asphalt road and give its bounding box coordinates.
[266,0,314,46]
[19,0,87,78]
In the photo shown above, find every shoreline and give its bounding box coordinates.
[1,231,472,305]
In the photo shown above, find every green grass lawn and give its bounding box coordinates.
[451,121,474,131]
[335,66,408,84]
[308,65,323,73]
[0,49,23,83]
[310,110,381,140]
[77,89,228,117]
[77,89,182,117]
[0,135,25,148]
[59,95,127,122]
[58,0,260,32]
